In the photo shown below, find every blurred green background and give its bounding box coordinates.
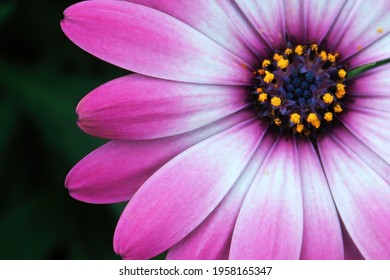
[0,0,131,259]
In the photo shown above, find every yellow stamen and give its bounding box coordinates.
[336,83,346,99]
[377,27,383,33]
[294,45,303,55]
[277,59,289,69]
[273,53,283,61]
[258,69,265,75]
[338,69,347,79]
[258,93,268,102]
[290,113,301,124]
[256,87,263,93]
[295,124,304,133]
[264,71,275,83]
[307,113,321,129]
[262,59,271,68]
[285,48,293,55]
[319,51,327,61]
[271,96,282,107]
[274,118,282,126]
[324,112,333,122]
[323,93,334,104]
[334,104,343,113]
[328,53,338,63]
[310,44,318,52]
[295,45,304,55]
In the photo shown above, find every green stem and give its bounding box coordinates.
[347,57,390,79]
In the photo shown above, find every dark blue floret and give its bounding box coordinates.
[286,92,294,99]
[305,71,316,83]
[292,78,301,87]
[303,90,312,98]
[251,42,347,137]
[291,70,299,79]
[285,84,295,92]
[301,81,309,90]
[298,97,306,106]
[294,88,303,97]
[282,70,318,106]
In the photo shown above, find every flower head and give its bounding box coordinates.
[62,0,390,260]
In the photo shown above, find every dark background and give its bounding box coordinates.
[0,0,131,259]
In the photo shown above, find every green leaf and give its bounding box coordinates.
[0,61,105,163]
[348,57,390,78]
[0,2,15,25]
[0,191,67,259]
[0,99,18,160]
[110,203,127,218]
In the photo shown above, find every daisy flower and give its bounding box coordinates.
[61,0,390,259]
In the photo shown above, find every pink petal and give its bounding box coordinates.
[318,135,390,259]
[65,111,254,204]
[325,0,390,66]
[166,132,276,260]
[230,137,303,260]
[235,0,286,49]
[303,0,346,43]
[349,63,390,96]
[348,32,390,68]
[61,0,252,85]
[284,0,305,43]
[114,120,266,259]
[77,74,248,140]
[286,0,344,44]
[297,141,344,260]
[339,108,390,163]
[348,96,390,113]
[347,63,390,112]
[342,223,365,260]
[216,0,270,56]
[126,0,257,63]
[332,126,390,185]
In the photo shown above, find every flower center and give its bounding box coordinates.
[251,43,348,137]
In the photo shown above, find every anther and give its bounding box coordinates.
[258,93,268,102]
[307,113,321,128]
[310,44,318,52]
[328,53,338,63]
[295,45,304,55]
[319,51,327,62]
[323,93,334,104]
[262,59,271,68]
[324,112,333,122]
[277,59,289,69]
[336,83,346,99]
[290,113,301,124]
[271,96,282,107]
[296,124,304,133]
[334,104,343,113]
[273,53,283,61]
[338,69,346,79]
[264,71,275,83]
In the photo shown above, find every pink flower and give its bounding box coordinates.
[61,0,390,259]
